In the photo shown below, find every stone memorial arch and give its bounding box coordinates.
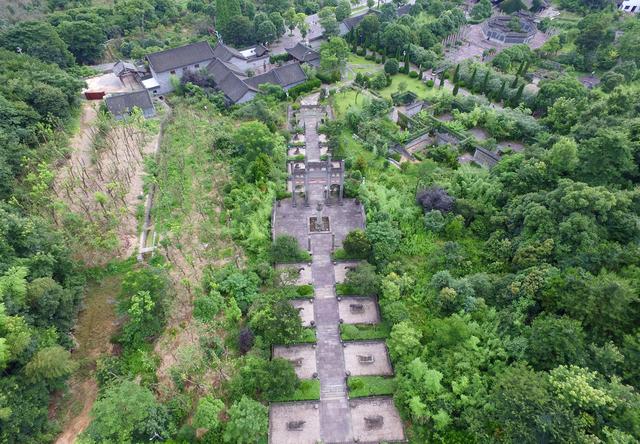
[290,157,345,207]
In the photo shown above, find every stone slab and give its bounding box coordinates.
[273,344,317,379]
[349,397,405,443]
[269,401,321,444]
[343,341,393,376]
[338,297,380,324]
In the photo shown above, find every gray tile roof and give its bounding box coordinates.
[245,70,279,88]
[341,11,377,31]
[213,43,247,61]
[105,90,155,117]
[147,41,215,73]
[205,59,256,102]
[246,63,307,89]
[112,60,139,77]
[286,43,320,63]
[273,63,306,86]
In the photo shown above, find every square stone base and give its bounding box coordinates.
[349,397,405,443]
[269,401,321,444]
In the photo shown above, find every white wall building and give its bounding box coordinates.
[619,0,639,13]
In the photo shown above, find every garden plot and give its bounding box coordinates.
[291,299,315,326]
[349,397,405,443]
[273,344,318,379]
[498,140,525,153]
[338,297,380,324]
[276,263,313,285]
[469,127,489,141]
[333,260,362,284]
[343,341,393,376]
[269,401,321,444]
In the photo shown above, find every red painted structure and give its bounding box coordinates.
[84,91,106,100]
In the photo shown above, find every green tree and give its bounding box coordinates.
[249,294,303,345]
[344,262,379,294]
[320,36,349,76]
[193,395,225,439]
[223,396,268,444]
[0,21,74,67]
[56,20,106,64]
[578,128,635,186]
[526,315,587,371]
[343,229,371,258]
[25,345,77,381]
[85,381,174,443]
[384,57,399,75]
[388,321,422,362]
[256,20,277,43]
[216,0,242,37]
[319,7,339,37]
[335,0,351,21]
[471,0,492,20]
[536,75,588,112]
[270,235,307,262]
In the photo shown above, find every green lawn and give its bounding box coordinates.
[331,90,366,117]
[271,379,320,401]
[347,376,396,398]
[298,327,317,343]
[378,73,430,98]
[340,322,391,340]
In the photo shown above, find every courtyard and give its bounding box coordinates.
[343,341,394,376]
[273,344,318,379]
[338,297,381,324]
[269,402,321,444]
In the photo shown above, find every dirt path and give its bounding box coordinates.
[52,276,121,443]
[54,379,98,444]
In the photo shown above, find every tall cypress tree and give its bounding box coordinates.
[481,70,490,93]
[453,83,459,96]
[511,75,519,89]
[216,0,241,35]
[452,64,460,84]
[497,79,506,102]
[512,83,524,106]
[439,71,445,88]
[469,67,477,89]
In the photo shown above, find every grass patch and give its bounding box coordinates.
[378,73,430,99]
[296,284,314,298]
[272,379,320,401]
[332,248,366,261]
[336,282,359,295]
[340,322,391,341]
[298,327,317,343]
[348,376,396,398]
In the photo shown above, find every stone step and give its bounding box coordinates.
[321,385,347,400]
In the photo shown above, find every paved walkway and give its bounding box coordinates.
[270,95,402,443]
[312,236,353,443]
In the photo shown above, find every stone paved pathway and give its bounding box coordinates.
[311,236,353,443]
[270,98,403,444]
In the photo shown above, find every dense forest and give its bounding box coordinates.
[0,0,639,442]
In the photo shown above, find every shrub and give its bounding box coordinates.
[409,71,419,78]
[343,229,371,259]
[384,58,400,75]
[344,262,379,295]
[426,79,435,87]
[416,186,455,213]
[288,78,322,99]
[270,235,309,263]
[296,284,314,297]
